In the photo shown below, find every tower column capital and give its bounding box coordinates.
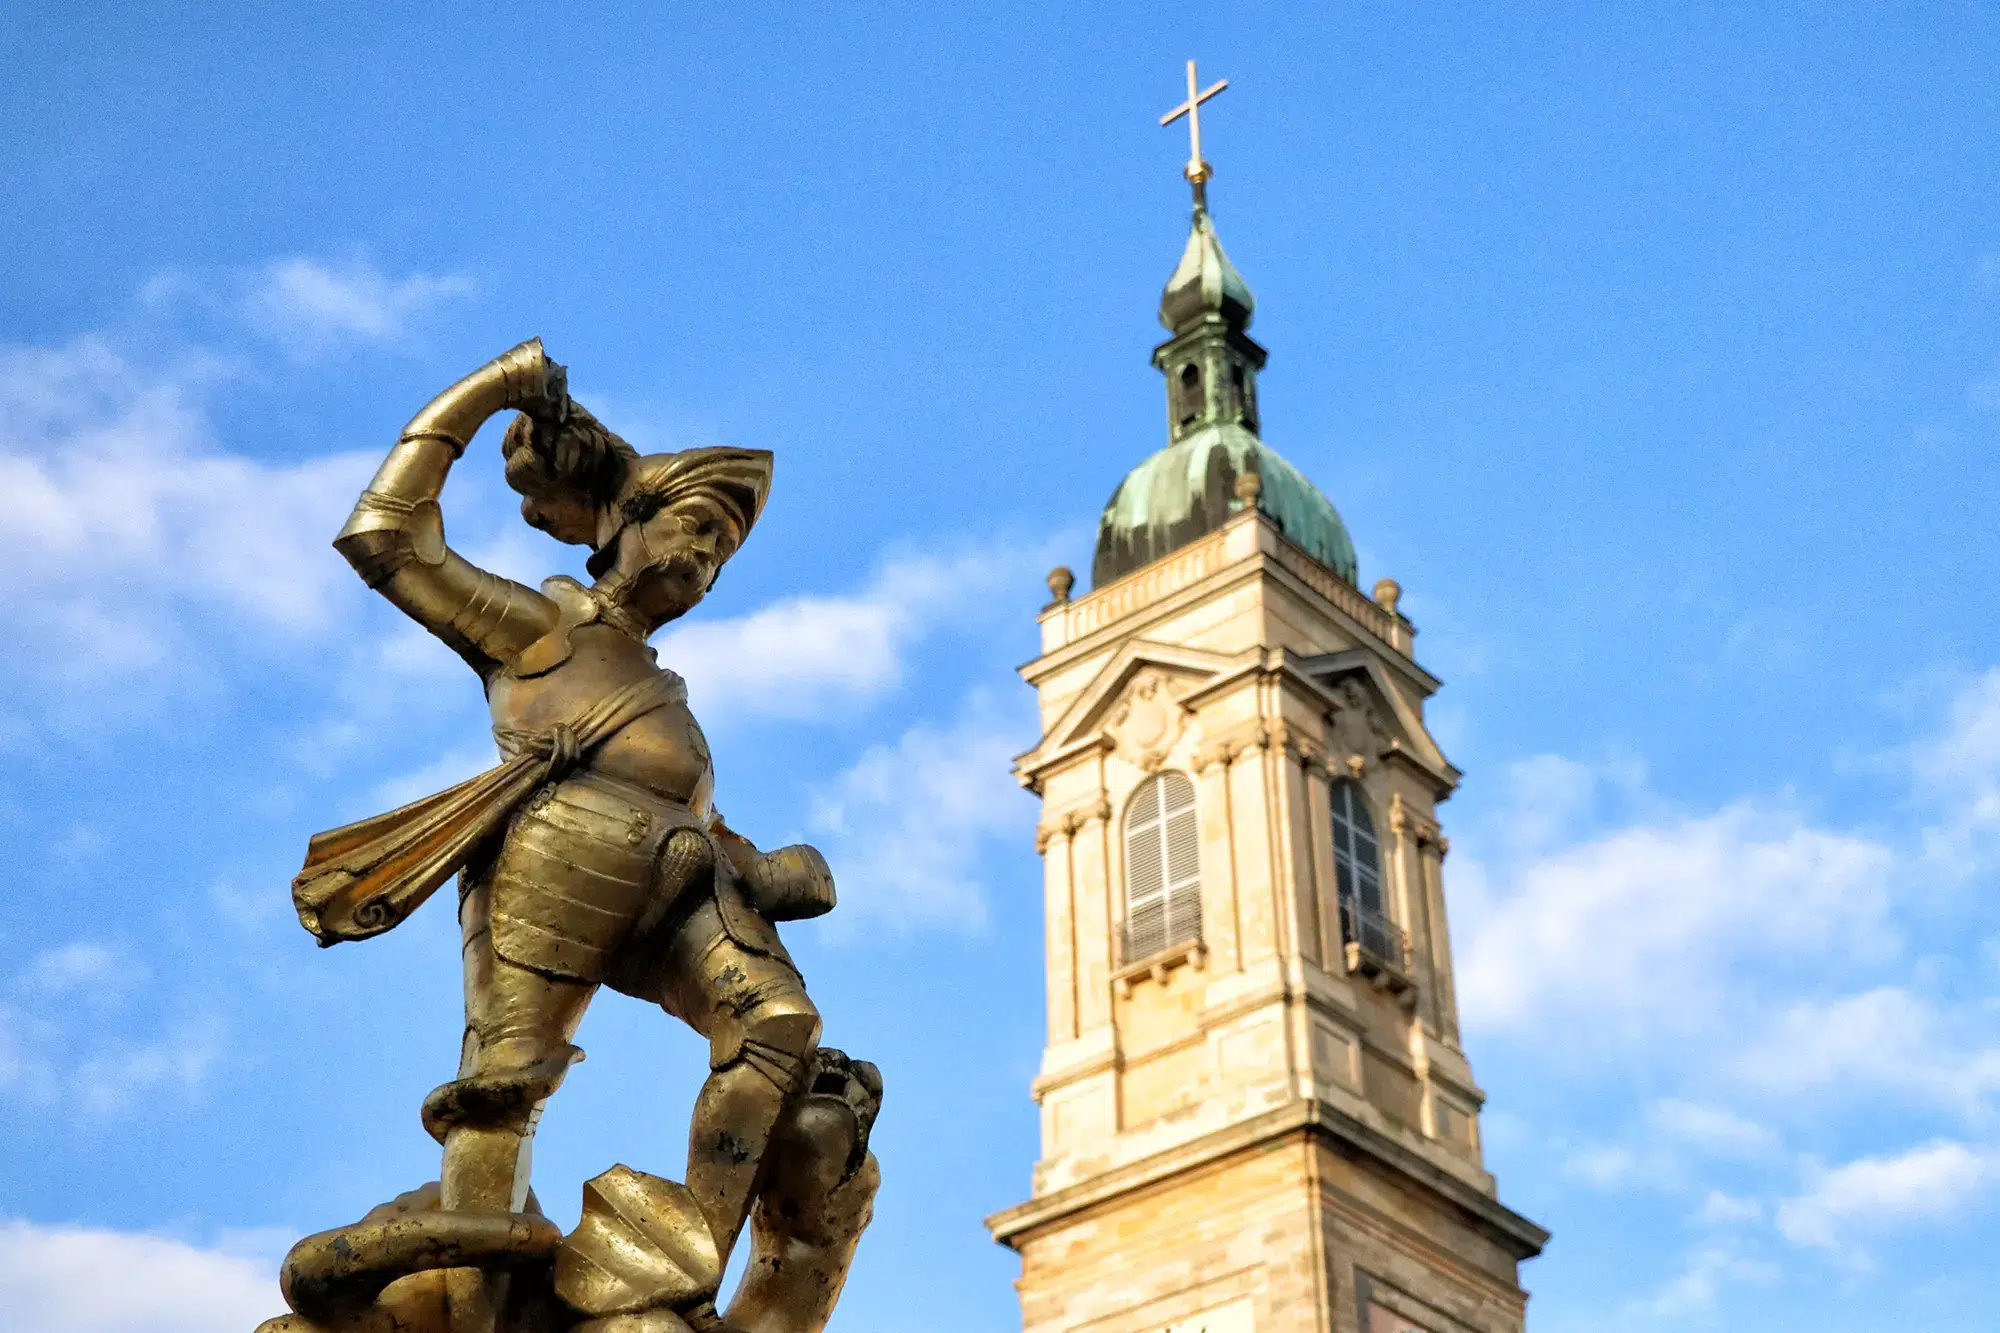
[1194,716,1274,772]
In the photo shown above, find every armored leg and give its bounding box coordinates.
[431,883,597,1215]
[724,1048,882,1333]
[656,898,822,1279]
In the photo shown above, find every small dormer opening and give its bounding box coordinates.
[1232,363,1258,433]
[1177,363,1203,426]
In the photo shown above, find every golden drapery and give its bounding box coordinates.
[292,673,684,946]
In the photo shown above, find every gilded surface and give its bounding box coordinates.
[261,341,880,1333]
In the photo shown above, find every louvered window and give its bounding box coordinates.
[1331,780,1396,962]
[1124,772,1202,961]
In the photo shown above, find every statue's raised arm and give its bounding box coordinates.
[332,338,571,677]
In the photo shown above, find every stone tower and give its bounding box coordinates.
[984,193,1547,1332]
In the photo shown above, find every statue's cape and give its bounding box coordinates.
[291,672,685,947]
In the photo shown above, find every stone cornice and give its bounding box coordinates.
[1025,513,1427,690]
[986,1096,1547,1261]
[1015,732,1114,793]
[1378,744,1460,803]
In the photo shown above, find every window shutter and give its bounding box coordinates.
[1160,774,1201,949]
[1124,772,1202,962]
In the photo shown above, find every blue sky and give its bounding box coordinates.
[3,3,1999,1330]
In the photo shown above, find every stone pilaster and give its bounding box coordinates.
[1420,830,1460,1048]
[1036,815,1079,1043]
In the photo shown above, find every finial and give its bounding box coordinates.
[1160,60,1228,211]
[1046,565,1075,604]
[1373,577,1402,618]
[1234,469,1262,505]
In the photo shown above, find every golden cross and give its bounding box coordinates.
[1159,59,1228,204]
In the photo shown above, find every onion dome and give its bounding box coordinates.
[1159,208,1255,333]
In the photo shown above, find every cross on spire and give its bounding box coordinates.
[1159,59,1228,209]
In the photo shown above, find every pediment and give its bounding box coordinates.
[1021,640,1245,775]
[1295,650,1460,791]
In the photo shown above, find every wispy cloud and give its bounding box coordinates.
[143,256,473,358]
[1776,1141,1999,1251]
[0,334,372,724]
[805,691,1036,932]
[1733,985,2000,1116]
[1455,790,1891,1043]
[1647,1100,1779,1160]
[0,1218,279,1333]
[1905,667,2000,872]
[1697,1190,1764,1225]
[1554,1101,1776,1194]
[1636,1244,1779,1316]
[659,544,1058,725]
[0,265,531,745]
[1455,669,2000,1275]
[0,944,222,1117]
[241,257,471,355]
[16,942,143,995]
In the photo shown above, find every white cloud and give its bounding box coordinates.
[0,946,221,1116]
[368,744,498,811]
[1561,1144,1651,1190]
[804,693,1035,932]
[0,336,373,714]
[1637,1245,1778,1316]
[660,548,1048,724]
[0,292,1056,754]
[1455,789,1890,1041]
[1906,667,2000,872]
[16,942,142,995]
[0,1218,280,1333]
[1458,671,2000,1058]
[1776,1141,2000,1250]
[0,256,484,725]
[240,257,471,355]
[1452,670,2000,1285]
[663,589,911,718]
[1555,1103,1776,1195]
[1734,986,2000,1115]
[1646,1100,1778,1160]
[1697,1190,1764,1224]
[70,1021,224,1117]
[1483,752,1650,857]
[0,1003,222,1116]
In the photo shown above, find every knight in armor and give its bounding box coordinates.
[288,340,876,1332]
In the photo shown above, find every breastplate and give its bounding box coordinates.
[487,590,712,811]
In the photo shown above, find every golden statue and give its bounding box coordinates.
[258,340,880,1333]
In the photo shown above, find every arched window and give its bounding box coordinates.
[1124,771,1201,961]
[1331,780,1393,961]
[1177,362,1203,426]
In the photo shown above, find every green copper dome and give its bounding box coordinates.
[1092,423,1358,588]
[1092,204,1358,590]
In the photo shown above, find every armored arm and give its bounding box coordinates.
[335,339,569,675]
[709,812,837,922]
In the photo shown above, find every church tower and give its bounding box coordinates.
[985,66,1547,1333]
